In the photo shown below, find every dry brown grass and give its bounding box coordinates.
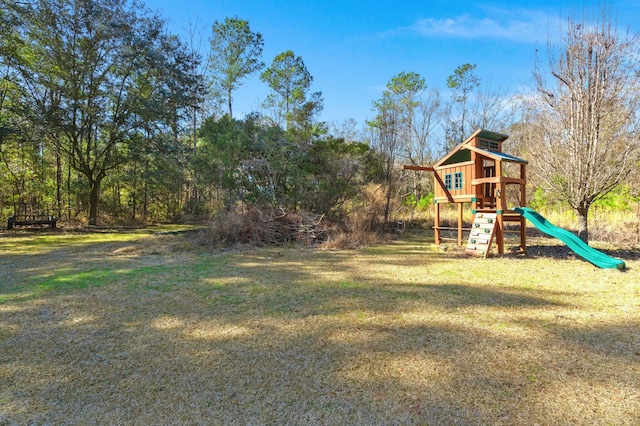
[0,227,639,425]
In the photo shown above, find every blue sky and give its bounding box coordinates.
[144,0,640,125]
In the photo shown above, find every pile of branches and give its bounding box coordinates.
[201,205,335,247]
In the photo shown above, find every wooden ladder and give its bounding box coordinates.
[465,212,497,258]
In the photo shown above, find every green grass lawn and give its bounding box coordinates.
[1,227,639,425]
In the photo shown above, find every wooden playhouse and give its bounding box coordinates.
[404,129,528,257]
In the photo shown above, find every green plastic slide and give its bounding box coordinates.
[514,207,625,270]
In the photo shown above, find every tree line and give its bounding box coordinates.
[1,0,639,242]
[0,0,333,226]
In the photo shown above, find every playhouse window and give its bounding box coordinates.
[479,138,499,151]
[445,174,452,190]
[454,172,463,189]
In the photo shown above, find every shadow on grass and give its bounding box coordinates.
[546,321,640,362]
[0,231,638,424]
[407,226,640,265]
[522,244,640,270]
[1,277,636,424]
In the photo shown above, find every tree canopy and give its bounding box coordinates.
[1,0,201,225]
[260,50,323,133]
[209,17,264,118]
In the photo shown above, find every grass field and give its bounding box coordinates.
[1,226,639,425]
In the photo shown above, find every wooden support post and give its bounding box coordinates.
[520,216,527,253]
[496,213,504,254]
[520,163,527,253]
[434,202,441,245]
[495,182,505,254]
[520,164,527,205]
[458,202,464,246]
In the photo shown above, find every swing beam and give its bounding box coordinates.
[401,165,434,172]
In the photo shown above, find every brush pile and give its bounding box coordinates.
[200,205,334,246]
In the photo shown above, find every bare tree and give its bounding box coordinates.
[402,88,443,215]
[408,88,442,166]
[368,90,401,223]
[469,83,515,134]
[327,118,359,143]
[525,7,640,242]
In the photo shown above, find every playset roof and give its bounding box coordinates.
[434,128,526,168]
[466,145,529,165]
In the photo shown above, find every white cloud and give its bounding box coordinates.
[407,9,559,43]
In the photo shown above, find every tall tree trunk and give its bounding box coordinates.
[576,204,590,243]
[384,185,391,223]
[55,140,62,218]
[88,174,103,226]
[131,160,137,220]
[143,159,149,220]
[66,155,72,219]
[192,108,198,206]
[115,167,122,217]
[384,162,392,223]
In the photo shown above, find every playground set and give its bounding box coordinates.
[403,129,625,270]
